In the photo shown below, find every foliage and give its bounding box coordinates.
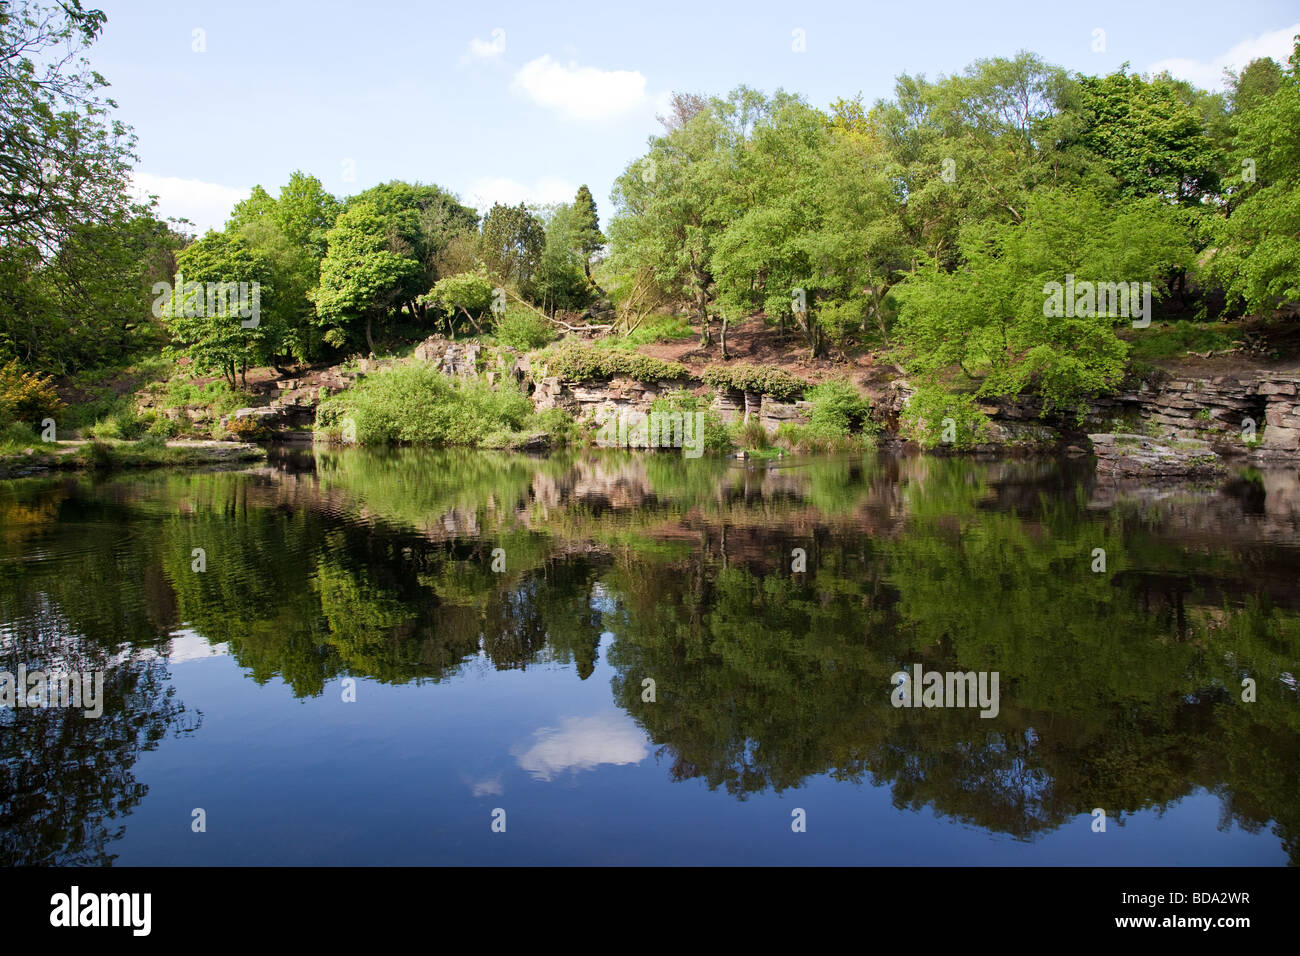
[315,363,532,446]
[311,202,424,355]
[420,270,496,337]
[492,306,555,351]
[225,171,341,362]
[648,389,731,452]
[1209,38,1300,317]
[806,378,875,434]
[536,341,688,383]
[0,358,64,425]
[159,231,277,385]
[898,382,991,449]
[479,202,545,290]
[895,187,1193,415]
[700,363,806,401]
[0,0,136,256]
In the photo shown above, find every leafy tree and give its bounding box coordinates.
[1209,38,1300,318]
[160,231,276,385]
[0,0,136,257]
[343,180,478,313]
[311,203,422,354]
[1230,56,1284,114]
[419,271,495,337]
[609,88,761,347]
[533,202,594,315]
[895,187,1193,414]
[478,202,544,291]
[1076,69,1222,205]
[227,171,341,363]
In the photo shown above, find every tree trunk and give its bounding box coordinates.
[719,316,729,360]
[365,315,376,356]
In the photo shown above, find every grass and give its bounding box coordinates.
[1122,321,1238,363]
[594,315,694,349]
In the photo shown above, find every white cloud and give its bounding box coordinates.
[1148,23,1299,90]
[465,27,506,62]
[465,175,579,212]
[513,713,649,781]
[510,55,647,121]
[131,172,248,235]
[464,774,504,797]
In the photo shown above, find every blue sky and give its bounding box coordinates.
[91,0,1300,234]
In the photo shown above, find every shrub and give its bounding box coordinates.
[649,389,731,452]
[0,359,65,427]
[534,341,688,383]
[315,363,532,446]
[898,383,991,449]
[534,407,582,447]
[225,416,268,441]
[0,420,38,451]
[86,408,148,441]
[148,415,184,439]
[806,378,874,435]
[494,306,555,351]
[701,363,806,401]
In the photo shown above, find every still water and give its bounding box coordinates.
[1,448,1297,865]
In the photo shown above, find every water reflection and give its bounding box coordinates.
[1,448,1297,862]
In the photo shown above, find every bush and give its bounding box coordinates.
[494,307,555,351]
[85,408,148,441]
[148,415,184,439]
[0,420,39,451]
[898,382,991,449]
[536,341,688,383]
[225,416,268,441]
[315,363,532,446]
[701,363,807,401]
[774,421,872,454]
[0,358,65,427]
[534,407,582,447]
[806,378,875,435]
[731,416,771,450]
[648,389,731,453]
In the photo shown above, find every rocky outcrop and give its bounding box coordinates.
[532,374,685,426]
[1089,433,1225,478]
[413,336,482,375]
[1082,373,1300,461]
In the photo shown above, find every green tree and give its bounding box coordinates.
[160,231,276,385]
[895,187,1194,414]
[1076,69,1222,205]
[478,202,544,291]
[571,184,605,285]
[311,203,422,354]
[0,0,136,256]
[1209,38,1300,318]
[227,171,341,363]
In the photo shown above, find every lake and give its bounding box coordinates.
[1,448,1297,865]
